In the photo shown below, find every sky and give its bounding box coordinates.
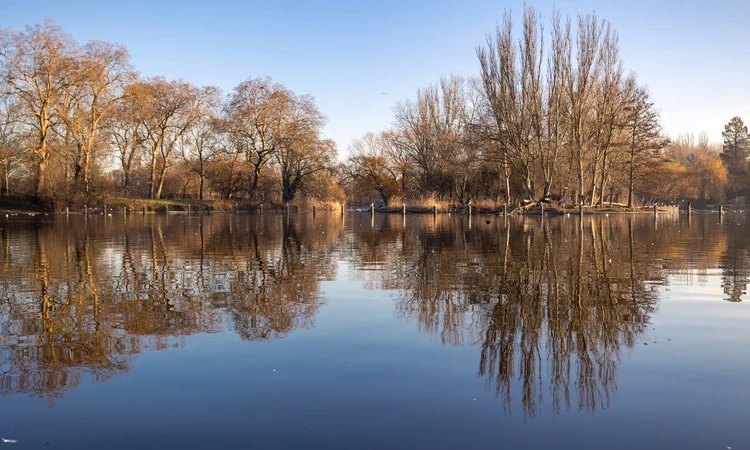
[3,0,750,157]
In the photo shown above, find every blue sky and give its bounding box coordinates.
[4,0,750,156]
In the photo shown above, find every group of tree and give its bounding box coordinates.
[3,14,750,211]
[342,7,749,208]
[0,21,341,208]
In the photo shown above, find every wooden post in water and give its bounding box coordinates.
[687,202,692,217]
[540,203,544,215]
[260,204,263,215]
[579,201,583,217]
[653,204,658,216]
[312,204,316,217]
[84,205,88,215]
[503,204,507,217]
[433,205,437,218]
[402,203,406,216]
[468,201,472,221]
[123,207,126,215]
[142,205,146,215]
[370,203,374,217]
[341,203,345,216]
[165,205,168,214]
[188,204,191,215]
[720,204,724,217]
[66,206,69,216]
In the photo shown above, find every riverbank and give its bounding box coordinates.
[0,196,737,216]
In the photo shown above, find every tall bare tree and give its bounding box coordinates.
[58,41,133,195]
[182,99,223,201]
[345,132,402,206]
[0,21,79,199]
[130,77,215,199]
[623,85,668,207]
[274,93,335,202]
[223,77,289,200]
[0,93,22,195]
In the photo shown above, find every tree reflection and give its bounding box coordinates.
[0,214,340,400]
[0,212,742,413]
[721,222,750,302]
[351,215,674,417]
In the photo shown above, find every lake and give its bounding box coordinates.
[0,211,748,449]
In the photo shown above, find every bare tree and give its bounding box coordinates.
[0,93,23,195]
[274,93,335,202]
[478,7,545,203]
[623,85,668,207]
[588,25,627,206]
[130,77,215,199]
[393,75,468,201]
[0,21,79,199]
[223,77,289,200]
[345,132,402,206]
[58,40,133,195]
[182,100,223,201]
[106,83,144,197]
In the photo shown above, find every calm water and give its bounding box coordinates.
[0,212,748,449]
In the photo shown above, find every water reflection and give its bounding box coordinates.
[345,216,659,416]
[0,214,341,400]
[344,213,749,416]
[0,212,747,416]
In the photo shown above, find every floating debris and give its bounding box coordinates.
[2,439,17,444]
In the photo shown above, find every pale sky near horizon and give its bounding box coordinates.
[3,0,749,157]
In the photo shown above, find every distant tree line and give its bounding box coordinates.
[0,21,341,207]
[2,13,748,210]
[342,7,748,208]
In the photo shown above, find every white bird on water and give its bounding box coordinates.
[2,438,17,443]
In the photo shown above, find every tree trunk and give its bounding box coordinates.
[282,176,298,203]
[35,157,48,199]
[149,152,157,199]
[123,169,131,197]
[156,165,167,199]
[0,163,7,196]
[627,151,635,208]
[83,150,91,194]
[577,150,584,205]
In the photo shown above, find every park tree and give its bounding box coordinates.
[720,116,750,197]
[0,20,79,199]
[107,83,145,197]
[393,75,470,201]
[477,7,632,206]
[130,77,217,199]
[180,89,223,201]
[0,94,22,195]
[58,40,133,195]
[477,10,540,202]
[273,92,335,202]
[223,77,289,200]
[668,133,727,203]
[345,132,402,206]
[692,152,727,202]
[623,85,669,207]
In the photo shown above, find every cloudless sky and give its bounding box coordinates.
[4,0,750,157]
